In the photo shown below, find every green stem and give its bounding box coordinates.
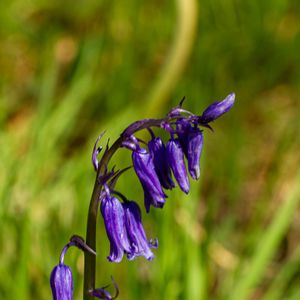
[83,136,121,300]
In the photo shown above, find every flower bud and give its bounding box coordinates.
[201,93,235,123]
[50,264,73,300]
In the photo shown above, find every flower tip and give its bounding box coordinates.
[183,185,190,194]
[226,92,235,106]
[147,254,155,261]
[201,93,235,123]
[189,168,200,180]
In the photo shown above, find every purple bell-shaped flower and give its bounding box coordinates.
[132,145,167,212]
[148,136,175,190]
[50,264,73,300]
[100,185,131,263]
[175,119,203,180]
[123,200,158,261]
[166,138,190,194]
[186,127,203,180]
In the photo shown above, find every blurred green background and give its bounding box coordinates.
[1,0,300,299]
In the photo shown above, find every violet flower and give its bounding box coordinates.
[131,145,167,212]
[148,136,175,190]
[50,237,97,300]
[123,200,157,261]
[186,126,203,180]
[176,118,192,157]
[201,93,235,123]
[166,138,190,194]
[100,185,131,263]
[50,241,76,300]
[50,264,73,300]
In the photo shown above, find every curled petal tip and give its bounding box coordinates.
[92,131,106,171]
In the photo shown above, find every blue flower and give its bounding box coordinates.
[201,93,235,123]
[148,136,175,190]
[186,126,203,180]
[123,200,157,261]
[50,264,73,300]
[175,119,203,180]
[100,186,131,263]
[166,138,190,194]
[132,147,167,212]
[175,118,192,156]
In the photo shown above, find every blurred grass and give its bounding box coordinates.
[1,0,300,300]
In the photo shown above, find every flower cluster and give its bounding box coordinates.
[98,93,235,263]
[100,184,158,262]
[50,93,235,300]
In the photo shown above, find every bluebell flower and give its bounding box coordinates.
[123,200,157,261]
[175,118,193,156]
[174,119,204,180]
[50,264,73,300]
[186,126,203,180]
[166,138,190,194]
[100,186,131,263]
[132,146,167,212]
[148,136,175,190]
[201,93,235,123]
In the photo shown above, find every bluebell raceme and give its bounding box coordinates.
[51,93,235,300]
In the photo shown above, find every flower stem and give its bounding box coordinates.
[83,137,122,300]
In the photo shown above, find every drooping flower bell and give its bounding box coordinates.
[50,236,96,300]
[148,135,175,190]
[200,93,235,123]
[175,120,204,180]
[123,200,157,261]
[50,264,73,300]
[166,138,190,194]
[186,126,203,180]
[175,118,192,156]
[100,185,131,263]
[124,136,167,212]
